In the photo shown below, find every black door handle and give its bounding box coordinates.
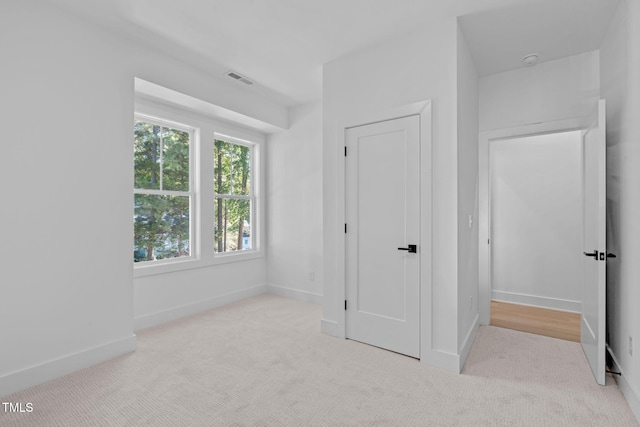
[583,250,598,260]
[398,244,417,253]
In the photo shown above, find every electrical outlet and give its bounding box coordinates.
[630,336,633,356]
[309,271,315,282]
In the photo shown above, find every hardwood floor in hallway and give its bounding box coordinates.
[490,300,581,342]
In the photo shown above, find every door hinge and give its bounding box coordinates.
[345,300,347,310]
[345,223,347,233]
[344,146,347,156]
[488,239,490,245]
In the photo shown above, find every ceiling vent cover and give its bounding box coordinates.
[225,71,254,85]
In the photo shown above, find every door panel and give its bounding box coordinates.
[581,99,606,385]
[345,115,420,358]
[357,133,406,320]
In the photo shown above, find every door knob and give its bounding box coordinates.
[583,250,598,260]
[398,244,417,253]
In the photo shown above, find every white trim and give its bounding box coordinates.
[491,291,581,313]
[479,117,590,325]
[0,335,136,399]
[459,314,480,372]
[133,115,196,267]
[134,284,267,331]
[420,349,461,374]
[266,284,323,305]
[133,189,193,197]
[607,346,640,424]
[212,133,261,260]
[134,112,196,134]
[214,132,255,148]
[321,319,343,338]
[332,100,433,364]
[212,194,251,200]
[133,249,264,278]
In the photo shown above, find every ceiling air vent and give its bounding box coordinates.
[225,71,254,86]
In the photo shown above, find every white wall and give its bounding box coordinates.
[322,19,463,371]
[266,102,323,304]
[490,132,583,312]
[479,51,601,131]
[134,259,267,330]
[0,0,283,397]
[600,0,640,419]
[0,1,135,397]
[456,24,480,356]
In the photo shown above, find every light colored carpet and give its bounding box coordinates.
[1,294,637,426]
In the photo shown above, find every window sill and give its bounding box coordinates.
[133,250,263,278]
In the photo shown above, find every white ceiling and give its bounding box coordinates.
[459,0,619,76]
[46,0,619,108]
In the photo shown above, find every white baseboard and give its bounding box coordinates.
[134,284,267,331]
[421,348,461,374]
[321,318,344,338]
[492,290,580,313]
[0,334,136,399]
[607,346,640,424]
[266,284,323,305]
[459,314,480,372]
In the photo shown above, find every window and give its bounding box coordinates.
[133,117,193,263]
[132,102,263,274]
[214,138,254,253]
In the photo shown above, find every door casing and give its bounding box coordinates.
[333,100,433,364]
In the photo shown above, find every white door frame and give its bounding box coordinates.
[479,117,589,325]
[335,100,432,363]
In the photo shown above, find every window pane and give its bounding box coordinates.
[214,198,251,253]
[214,140,251,196]
[134,121,161,190]
[134,194,190,262]
[162,127,190,191]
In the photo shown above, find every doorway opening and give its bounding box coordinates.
[487,130,583,341]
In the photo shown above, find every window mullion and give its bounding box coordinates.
[134,189,190,197]
[213,194,250,200]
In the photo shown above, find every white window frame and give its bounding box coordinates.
[133,98,264,278]
[213,133,258,257]
[133,114,197,266]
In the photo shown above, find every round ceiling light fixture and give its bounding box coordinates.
[522,53,539,66]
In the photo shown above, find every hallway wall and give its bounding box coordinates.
[479,51,600,132]
[600,0,640,419]
[490,132,583,311]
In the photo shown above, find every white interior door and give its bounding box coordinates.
[581,99,607,385]
[345,115,420,359]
